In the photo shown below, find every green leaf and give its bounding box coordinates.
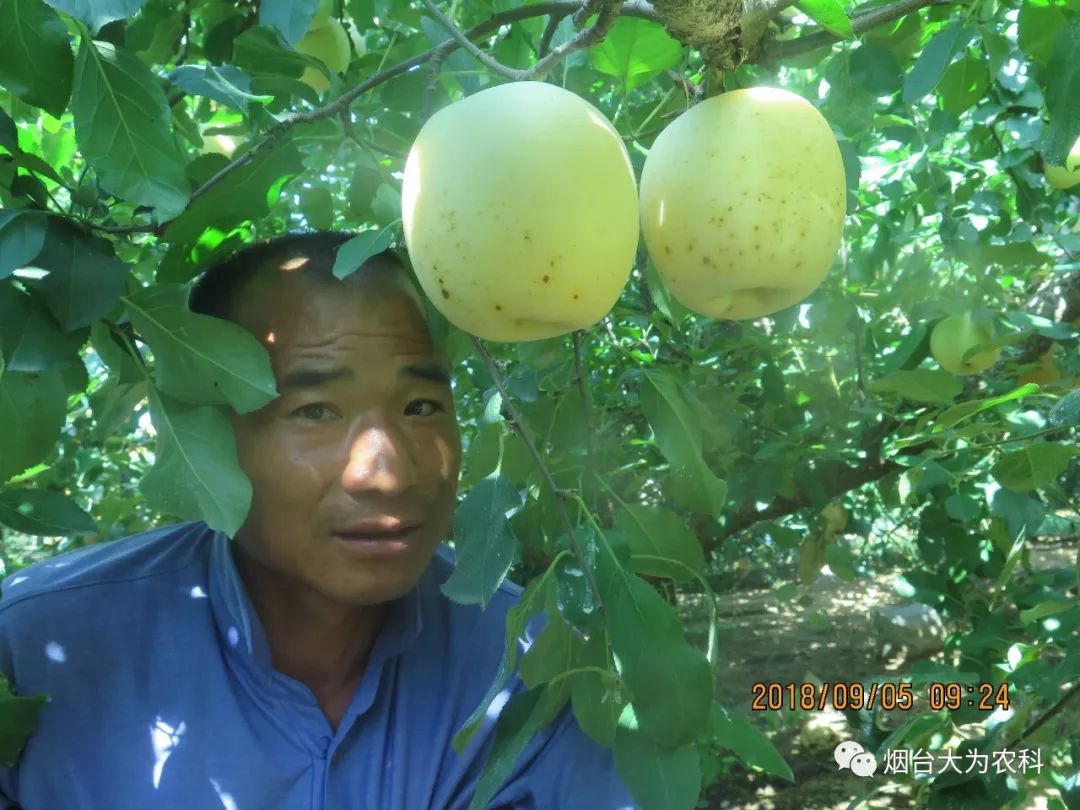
[299,186,334,230]
[613,724,702,810]
[519,611,576,689]
[452,573,549,754]
[869,369,962,404]
[934,384,1039,431]
[0,488,96,536]
[992,443,1077,491]
[161,142,304,269]
[142,388,253,536]
[1050,388,1080,427]
[0,0,74,116]
[0,209,46,279]
[937,54,989,117]
[0,675,48,767]
[797,0,854,38]
[614,503,705,582]
[553,551,605,635]
[440,474,523,608]
[331,228,395,279]
[1041,16,1080,166]
[849,43,902,96]
[0,369,67,483]
[1018,3,1068,64]
[569,633,623,746]
[23,219,129,332]
[46,0,147,32]
[467,685,566,810]
[599,550,712,747]
[711,703,794,780]
[640,370,727,517]
[167,65,272,110]
[0,283,85,372]
[1019,600,1078,625]
[124,284,277,414]
[71,39,189,219]
[89,321,144,384]
[259,0,320,46]
[232,26,313,78]
[590,17,683,92]
[902,23,972,103]
[0,108,17,152]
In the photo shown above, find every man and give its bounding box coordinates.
[0,232,637,809]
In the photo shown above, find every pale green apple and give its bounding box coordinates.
[402,81,639,342]
[639,87,847,320]
[930,312,1001,375]
[297,18,351,94]
[1045,137,1080,190]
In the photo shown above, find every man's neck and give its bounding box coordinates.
[231,546,389,727]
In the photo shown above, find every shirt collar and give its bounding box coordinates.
[206,528,425,677]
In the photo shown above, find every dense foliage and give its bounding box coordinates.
[0,0,1078,806]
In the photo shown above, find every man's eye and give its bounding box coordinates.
[294,404,338,421]
[405,399,443,417]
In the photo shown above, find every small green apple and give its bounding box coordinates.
[296,18,351,94]
[1045,137,1080,190]
[930,312,1001,375]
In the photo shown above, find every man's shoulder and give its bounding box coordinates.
[0,521,213,616]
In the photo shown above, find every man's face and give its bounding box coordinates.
[228,265,462,608]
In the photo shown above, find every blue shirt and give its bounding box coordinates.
[0,522,637,809]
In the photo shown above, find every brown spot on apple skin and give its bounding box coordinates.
[495,304,503,311]
[573,294,579,300]
[664,246,672,255]
[440,287,450,300]
[543,275,550,283]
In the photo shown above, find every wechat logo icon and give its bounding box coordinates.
[835,740,877,777]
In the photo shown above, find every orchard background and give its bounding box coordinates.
[1,0,1079,807]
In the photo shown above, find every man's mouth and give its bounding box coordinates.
[332,522,421,554]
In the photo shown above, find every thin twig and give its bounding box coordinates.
[470,335,606,612]
[538,12,568,58]
[1005,681,1080,750]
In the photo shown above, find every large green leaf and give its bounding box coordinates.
[0,675,48,767]
[1018,3,1068,64]
[0,488,97,536]
[613,720,702,810]
[590,17,683,93]
[0,0,73,116]
[23,220,129,332]
[168,65,271,111]
[1041,16,1080,166]
[0,108,16,152]
[440,474,523,608]
[992,443,1077,491]
[161,142,304,273]
[797,0,853,39]
[937,54,989,117]
[639,370,726,518]
[902,23,972,103]
[599,549,712,747]
[519,610,576,689]
[569,632,624,746]
[45,0,146,32]
[452,573,550,754]
[71,39,189,219]
[141,388,253,536]
[0,368,67,483]
[710,702,793,781]
[124,284,277,414]
[259,0,320,46]
[467,685,567,810]
[869,369,961,404]
[614,503,705,583]
[1050,388,1080,427]
[0,283,85,372]
[0,210,46,279]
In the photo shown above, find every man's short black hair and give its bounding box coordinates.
[187,231,409,322]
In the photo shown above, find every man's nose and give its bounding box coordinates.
[340,422,418,495]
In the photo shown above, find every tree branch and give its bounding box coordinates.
[763,0,956,61]
[470,335,606,613]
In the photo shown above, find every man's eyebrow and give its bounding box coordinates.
[278,366,355,391]
[276,362,450,391]
[403,362,451,387]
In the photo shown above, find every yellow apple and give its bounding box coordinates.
[310,0,334,30]
[639,86,847,320]
[1045,137,1080,190]
[401,80,639,342]
[930,312,1001,375]
[296,18,351,94]
[201,133,236,157]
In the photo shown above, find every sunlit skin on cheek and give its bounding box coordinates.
[226,269,462,610]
